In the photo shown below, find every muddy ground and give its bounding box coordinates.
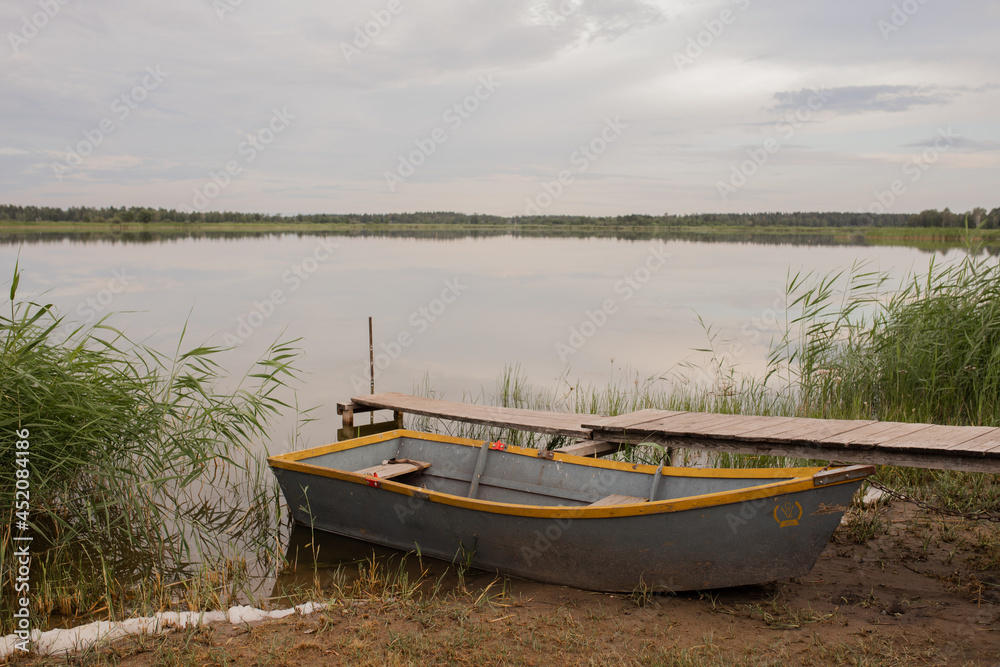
[12,502,1000,666]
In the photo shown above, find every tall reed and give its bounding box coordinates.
[772,250,1000,425]
[1,262,303,632]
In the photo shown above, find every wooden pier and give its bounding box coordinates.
[345,392,1000,474]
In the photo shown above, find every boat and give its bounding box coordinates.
[267,429,874,592]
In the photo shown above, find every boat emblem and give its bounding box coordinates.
[366,473,381,488]
[773,501,803,528]
[490,441,507,451]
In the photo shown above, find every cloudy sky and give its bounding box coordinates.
[2,0,998,217]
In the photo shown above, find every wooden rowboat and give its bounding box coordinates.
[268,429,874,592]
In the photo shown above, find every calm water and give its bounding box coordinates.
[1,232,962,453]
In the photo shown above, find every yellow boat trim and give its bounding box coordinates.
[267,429,858,520]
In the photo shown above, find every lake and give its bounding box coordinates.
[1,231,964,453]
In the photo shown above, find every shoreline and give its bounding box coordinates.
[2,221,998,245]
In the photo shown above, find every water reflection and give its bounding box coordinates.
[2,227,988,251]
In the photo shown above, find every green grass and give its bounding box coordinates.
[1,262,306,633]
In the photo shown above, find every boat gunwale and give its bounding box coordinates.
[267,429,872,519]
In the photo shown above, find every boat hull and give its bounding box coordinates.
[269,430,870,592]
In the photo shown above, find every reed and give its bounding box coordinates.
[752,248,1000,428]
[1,262,304,632]
[461,244,1000,510]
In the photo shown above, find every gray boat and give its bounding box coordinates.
[268,429,873,592]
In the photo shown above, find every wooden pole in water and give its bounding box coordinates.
[368,316,375,424]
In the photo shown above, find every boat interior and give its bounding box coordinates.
[294,433,812,508]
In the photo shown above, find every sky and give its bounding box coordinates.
[1,0,998,217]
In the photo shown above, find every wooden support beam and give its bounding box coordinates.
[338,402,405,441]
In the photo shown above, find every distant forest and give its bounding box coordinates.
[1,205,997,229]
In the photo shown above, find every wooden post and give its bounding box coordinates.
[368,317,374,425]
[339,403,355,440]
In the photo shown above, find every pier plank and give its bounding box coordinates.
[352,392,595,438]
[723,417,811,441]
[620,412,744,435]
[819,421,920,446]
[844,422,936,446]
[947,430,1000,455]
[878,424,998,450]
[759,419,876,443]
[582,409,680,430]
[694,415,795,439]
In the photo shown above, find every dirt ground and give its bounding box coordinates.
[13,502,1000,666]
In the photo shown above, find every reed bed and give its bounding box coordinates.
[1,262,303,633]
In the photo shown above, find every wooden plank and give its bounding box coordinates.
[355,459,431,480]
[581,409,680,430]
[878,424,998,450]
[617,412,745,435]
[714,417,804,441]
[690,414,797,439]
[618,433,1000,474]
[947,430,1000,454]
[352,392,594,438]
[819,421,919,446]
[838,422,935,446]
[759,419,876,444]
[589,494,647,507]
[555,440,626,457]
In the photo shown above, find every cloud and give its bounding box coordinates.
[0,0,996,215]
[904,136,1000,152]
[528,0,668,45]
[770,85,965,116]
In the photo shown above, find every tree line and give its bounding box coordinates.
[1,205,996,228]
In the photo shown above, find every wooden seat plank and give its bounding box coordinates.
[355,459,430,480]
[589,494,647,507]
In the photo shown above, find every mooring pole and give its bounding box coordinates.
[368,316,375,424]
